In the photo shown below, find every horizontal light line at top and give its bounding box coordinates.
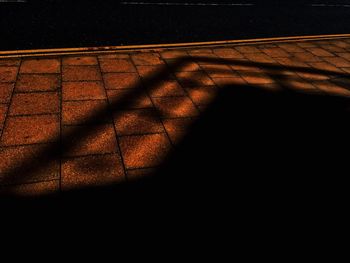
[311,4,350,8]
[121,2,350,8]
[120,2,254,6]
[0,0,27,2]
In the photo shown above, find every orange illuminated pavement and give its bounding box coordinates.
[0,36,350,198]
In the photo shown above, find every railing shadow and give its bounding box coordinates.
[1,54,350,208]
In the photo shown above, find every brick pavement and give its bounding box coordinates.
[0,37,350,197]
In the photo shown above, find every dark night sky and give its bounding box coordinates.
[1,0,350,50]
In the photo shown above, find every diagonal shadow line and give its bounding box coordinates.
[193,56,350,95]
[0,55,349,191]
[195,67,339,80]
[192,67,348,93]
[0,57,191,187]
[192,56,350,79]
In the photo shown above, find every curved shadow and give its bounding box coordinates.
[1,55,349,209]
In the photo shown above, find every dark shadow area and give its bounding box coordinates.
[58,84,350,212]
[1,55,349,214]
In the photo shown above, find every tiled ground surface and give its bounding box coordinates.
[1,37,350,197]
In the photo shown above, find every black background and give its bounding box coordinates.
[1,0,350,50]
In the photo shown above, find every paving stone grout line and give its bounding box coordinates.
[59,57,63,192]
[96,55,128,182]
[133,52,179,149]
[1,37,350,196]
[0,59,22,145]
